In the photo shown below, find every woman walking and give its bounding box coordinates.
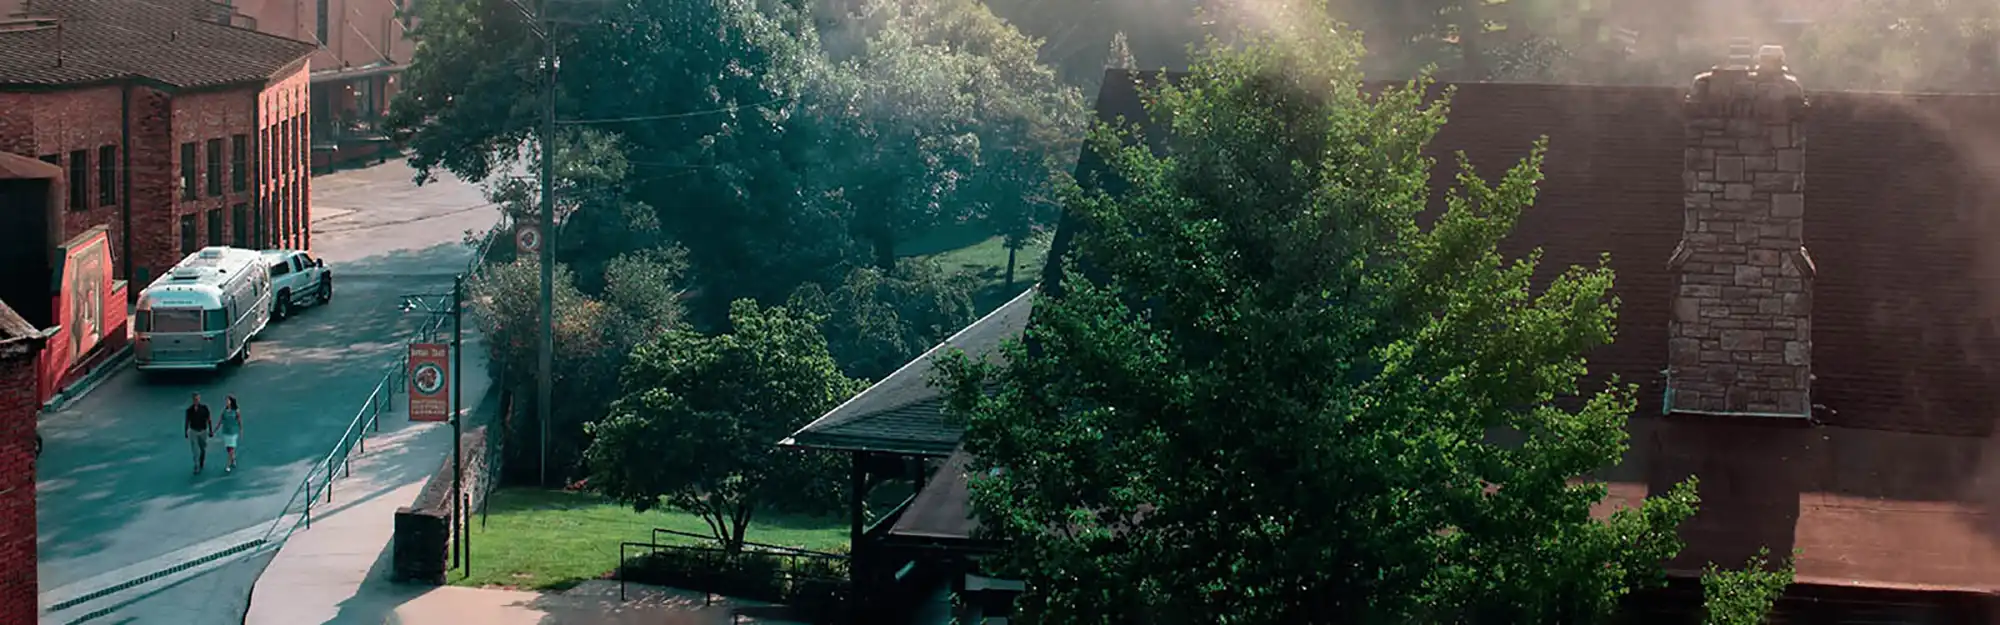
[219,396,243,473]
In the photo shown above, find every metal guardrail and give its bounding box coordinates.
[44,199,512,621]
[618,528,850,602]
[260,223,504,545]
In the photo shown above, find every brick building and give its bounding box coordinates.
[788,53,2000,622]
[0,0,317,289]
[209,0,414,169]
[0,302,41,625]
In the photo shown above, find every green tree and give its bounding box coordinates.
[1700,549,1796,625]
[820,0,1084,270]
[584,300,865,550]
[787,259,978,381]
[468,259,624,482]
[391,0,856,325]
[1795,0,2000,92]
[936,4,1700,623]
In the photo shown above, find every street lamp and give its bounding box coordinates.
[400,274,468,573]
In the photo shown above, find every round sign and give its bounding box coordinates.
[515,226,542,254]
[412,362,446,396]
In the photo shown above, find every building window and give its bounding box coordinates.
[232,203,249,247]
[180,142,197,200]
[205,138,224,196]
[67,149,86,212]
[316,0,329,44]
[180,213,198,255]
[275,186,287,244]
[231,134,248,192]
[98,145,116,206]
[207,208,224,247]
[38,154,58,166]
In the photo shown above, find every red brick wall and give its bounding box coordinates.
[0,347,39,625]
[128,87,176,286]
[0,87,130,276]
[170,87,259,262]
[259,65,313,252]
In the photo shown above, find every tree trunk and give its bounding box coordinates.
[1004,243,1019,290]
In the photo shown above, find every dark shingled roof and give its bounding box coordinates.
[889,447,980,540]
[879,70,2000,592]
[780,286,1038,456]
[0,0,314,89]
[0,299,42,357]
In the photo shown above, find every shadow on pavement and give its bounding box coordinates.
[36,242,469,590]
[329,241,478,278]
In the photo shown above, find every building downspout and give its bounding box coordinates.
[119,81,133,292]
[251,88,261,248]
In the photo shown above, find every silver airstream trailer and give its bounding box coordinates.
[135,246,274,371]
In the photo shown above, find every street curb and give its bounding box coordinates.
[40,345,134,416]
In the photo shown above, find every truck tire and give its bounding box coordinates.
[275,290,291,321]
[317,276,332,304]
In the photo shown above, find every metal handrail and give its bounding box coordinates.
[256,223,504,548]
[258,360,397,545]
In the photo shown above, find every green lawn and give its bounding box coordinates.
[453,488,850,590]
[905,221,1050,316]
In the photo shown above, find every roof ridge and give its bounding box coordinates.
[189,14,316,54]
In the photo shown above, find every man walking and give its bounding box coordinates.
[185,393,213,474]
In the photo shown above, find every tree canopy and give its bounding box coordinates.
[584,300,864,549]
[936,4,1703,623]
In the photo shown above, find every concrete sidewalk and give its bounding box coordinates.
[382,580,808,625]
[243,332,493,625]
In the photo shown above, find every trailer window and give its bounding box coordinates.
[135,310,150,332]
[150,309,204,333]
[205,309,228,332]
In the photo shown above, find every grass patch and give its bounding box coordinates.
[911,227,1049,317]
[453,488,849,591]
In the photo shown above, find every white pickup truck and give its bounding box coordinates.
[262,249,333,321]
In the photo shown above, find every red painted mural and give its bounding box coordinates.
[37,227,126,404]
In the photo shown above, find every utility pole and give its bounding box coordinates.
[536,0,557,488]
[451,273,465,571]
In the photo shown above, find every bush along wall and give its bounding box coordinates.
[619,546,852,622]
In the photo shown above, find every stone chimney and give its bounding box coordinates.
[1666,44,1815,418]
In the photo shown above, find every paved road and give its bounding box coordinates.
[36,159,501,622]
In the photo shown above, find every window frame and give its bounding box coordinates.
[206,208,224,248]
[180,142,197,200]
[179,213,198,255]
[205,137,224,197]
[230,134,248,192]
[232,203,249,247]
[97,145,116,206]
[66,149,87,212]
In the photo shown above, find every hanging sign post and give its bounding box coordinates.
[408,342,451,422]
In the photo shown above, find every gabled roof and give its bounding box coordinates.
[0,299,44,357]
[0,0,314,89]
[779,286,1039,457]
[872,69,2000,593]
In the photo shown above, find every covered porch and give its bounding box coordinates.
[310,63,402,172]
[776,287,1037,624]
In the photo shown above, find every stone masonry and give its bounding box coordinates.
[1666,45,1815,417]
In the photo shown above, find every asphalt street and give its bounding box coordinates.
[36,159,501,622]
